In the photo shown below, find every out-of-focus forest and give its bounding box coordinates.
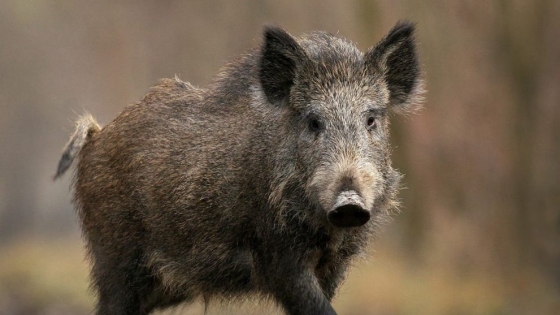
[1,1,559,314]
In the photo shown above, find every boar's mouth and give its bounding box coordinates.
[327,190,370,228]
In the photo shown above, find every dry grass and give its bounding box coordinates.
[0,237,92,314]
[1,238,558,315]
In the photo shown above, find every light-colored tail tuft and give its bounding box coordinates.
[54,114,100,180]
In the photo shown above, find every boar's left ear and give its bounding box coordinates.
[259,26,307,105]
[364,21,423,113]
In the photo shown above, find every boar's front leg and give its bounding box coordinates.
[256,252,337,315]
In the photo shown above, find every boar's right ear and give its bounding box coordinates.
[259,26,307,105]
[364,21,423,114]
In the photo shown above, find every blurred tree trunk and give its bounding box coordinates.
[496,0,560,287]
[527,0,560,288]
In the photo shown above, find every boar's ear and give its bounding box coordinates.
[364,21,423,113]
[259,26,307,105]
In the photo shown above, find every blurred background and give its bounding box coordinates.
[1,1,559,314]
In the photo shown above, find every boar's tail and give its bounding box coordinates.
[54,114,101,180]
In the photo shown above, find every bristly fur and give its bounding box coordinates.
[56,22,423,315]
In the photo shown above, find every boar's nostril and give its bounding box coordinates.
[328,204,370,228]
[328,191,371,228]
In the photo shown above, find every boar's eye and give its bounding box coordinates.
[307,114,323,133]
[366,116,377,131]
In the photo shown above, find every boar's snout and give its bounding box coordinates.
[327,190,370,228]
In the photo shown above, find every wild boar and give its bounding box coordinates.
[56,21,423,315]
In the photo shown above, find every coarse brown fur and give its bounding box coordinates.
[56,22,423,315]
